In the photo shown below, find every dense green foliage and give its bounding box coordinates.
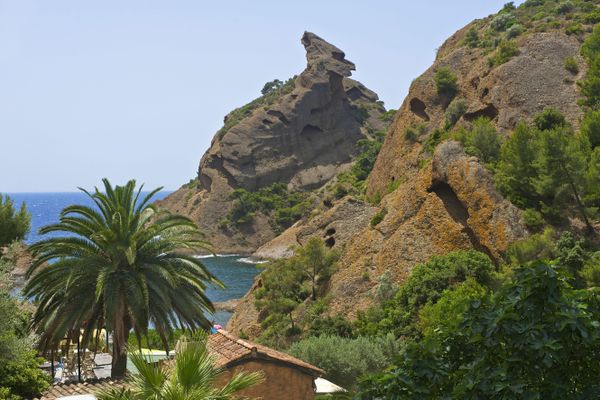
[444,98,467,126]
[454,117,503,164]
[254,238,338,347]
[0,195,30,248]
[329,130,386,200]
[221,182,311,232]
[127,328,186,351]
[355,250,496,338]
[434,67,458,98]
[359,263,600,399]
[98,333,263,400]
[0,255,49,399]
[288,334,400,389]
[24,179,220,378]
[494,110,596,231]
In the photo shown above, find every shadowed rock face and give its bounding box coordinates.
[200,32,382,193]
[158,32,387,254]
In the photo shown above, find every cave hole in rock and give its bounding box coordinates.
[262,119,273,125]
[325,228,336,236]
[409,98,430,121]
[323,199,333,208]
[325,236,336,248]
[428,181,496,263]
[481,87,490,98]
[301,124,324,135]
[267,110,290,125]
[463,104,498,122]
[346,86,364,101]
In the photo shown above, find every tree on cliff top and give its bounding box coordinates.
[0,194,30,248]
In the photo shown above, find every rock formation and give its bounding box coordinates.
[159,32,387,254]
[226,6,593,338]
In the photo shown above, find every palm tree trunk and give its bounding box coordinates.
[111,316,131,378]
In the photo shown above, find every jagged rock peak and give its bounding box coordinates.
[301,31,355,77]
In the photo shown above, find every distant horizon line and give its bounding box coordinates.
[2,189,176,194]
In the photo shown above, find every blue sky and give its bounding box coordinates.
[0,0,522,192]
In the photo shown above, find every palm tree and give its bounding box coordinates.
[24,179,222,377]
[96,332,264,400]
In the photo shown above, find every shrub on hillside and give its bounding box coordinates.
[445,98,468,126]
[288,334,399,389]
[564,56,579,74]
[434,67,458,98]
[489,40,519,65]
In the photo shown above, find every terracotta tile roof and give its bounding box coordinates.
[35,377,127,399]
[208,329,324,376]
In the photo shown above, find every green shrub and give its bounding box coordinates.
[555,0,575,14]
[469,118,502,163]
[359,264,600,398]
[355,250,496,337]
[581,109,600,148]
[523,208,545,231]
[490,40,519,65]
[308,315,355,339]
[288,334,399,388]
[507,227,556,265]
[505,23,525,38]
[565,22,584,35]
[534,107,567,130]
[404,123,427,143]
[564,56,579,74]
[434,67,459,98]
[224,183,311,232]
[0,195,30,248]
[455,117,502,164]
[583,10,600,24]
[417,278,487,338]
[422,128,448,154]
[370,208,387,227]
[445,98,468,126]
[127,328,186,351]
[491,13,515,31]
[581,252,600,287]
[464,27,480,48]
[379,109,396,122]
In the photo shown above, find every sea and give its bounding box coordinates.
[6,192,260,327]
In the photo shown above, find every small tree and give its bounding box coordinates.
[261,79,283,95]
[434,67,458,98]
[297,237,339,301]
[533,126,593,232]
[0,195,30,248]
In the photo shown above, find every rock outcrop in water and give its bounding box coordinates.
[158,32,388,254]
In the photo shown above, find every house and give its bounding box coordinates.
[207,329,324,400]
[37,330,323,400]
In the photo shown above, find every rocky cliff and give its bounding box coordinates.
[227,2,597,338]
[159,32,388,254]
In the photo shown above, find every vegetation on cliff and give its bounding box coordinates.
[253,238,339,346]
[216,76,296,140]
[0,194,30,248]
[0,200,50,400]
[219,183,312,233]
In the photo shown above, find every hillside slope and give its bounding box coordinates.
[228,0,600,338]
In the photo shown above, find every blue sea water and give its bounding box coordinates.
[6,192,260,326]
